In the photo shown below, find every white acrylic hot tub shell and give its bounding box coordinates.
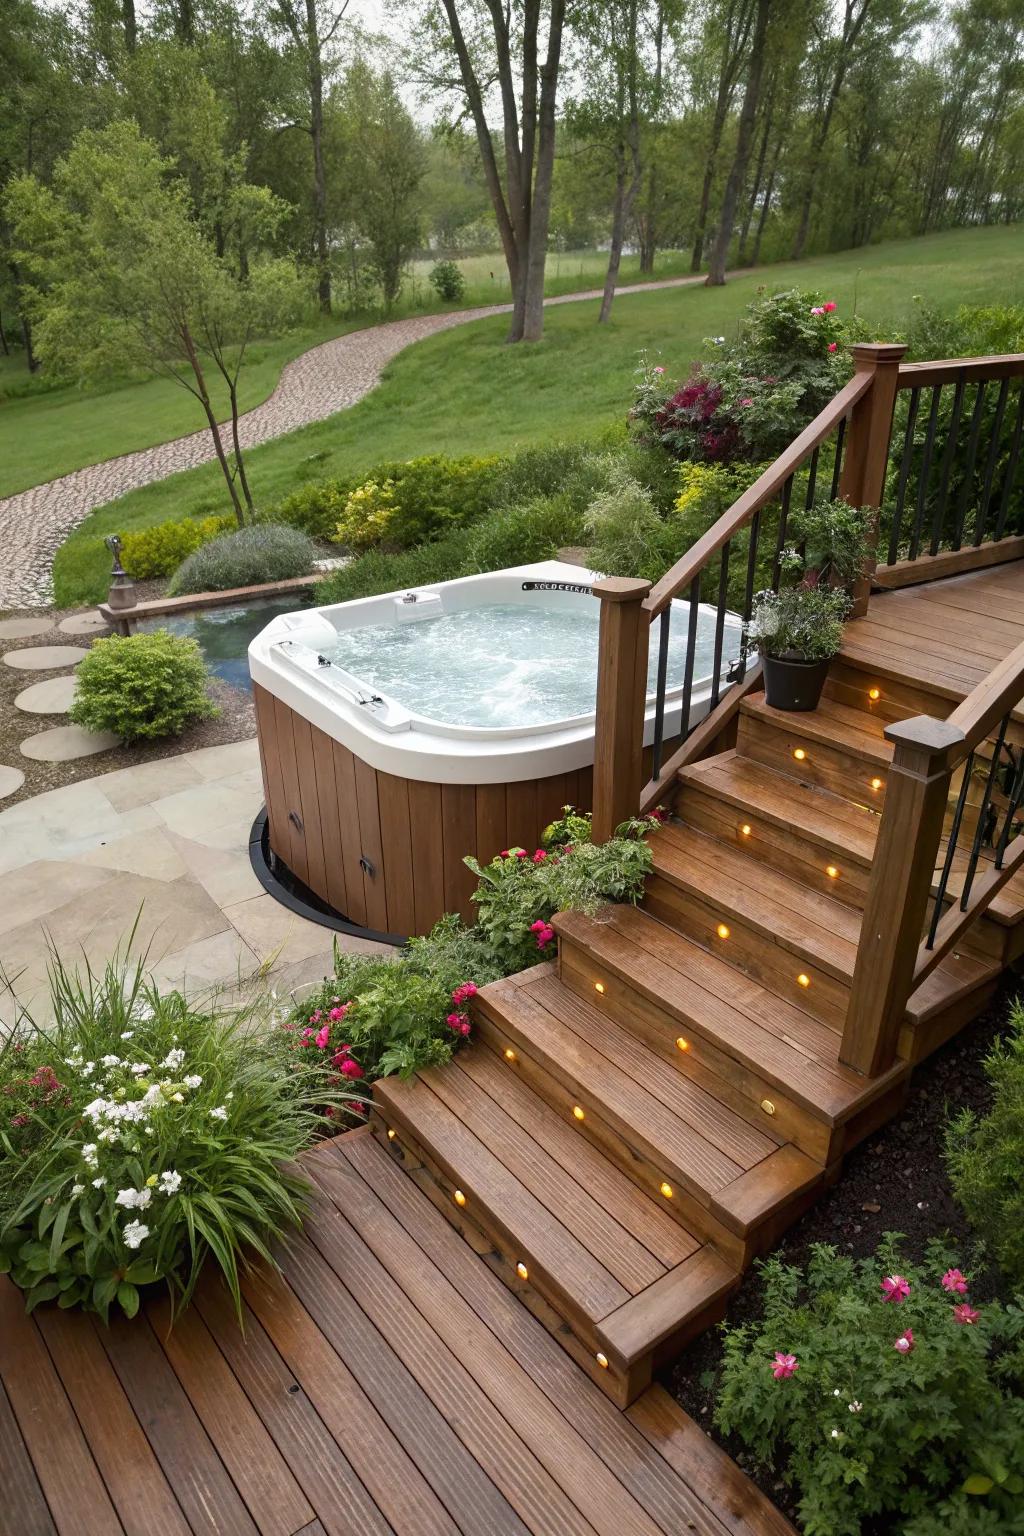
[248,560,742,785]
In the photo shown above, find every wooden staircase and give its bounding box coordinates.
[373,636,1023,1411]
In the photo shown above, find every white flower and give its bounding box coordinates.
[162,1048,185,1071]
[140,1085,164,1108]
[82,1097,108,1122]
[71,1183,85,1196]
[183,1074,202,1090]
[225,1091,234,1101]
[130,1063,150,1076]
[101,1055,121,1068]
[159,1169,182,1196]
[832,1388,841,1397]
[171,1091,184,1103]
[121,1030,134,1040]
[82,1143,98,1168]
[98,1127,119,1144]
[122,1220,150,1250]
[144,1126,155,1135]
[210,1105,229,1122]
[830,1428,841,1440]
[115,1187,152,1210]
[81,1061,95,1078]
[91,1176,106,1189]
[848,1401,862,1414]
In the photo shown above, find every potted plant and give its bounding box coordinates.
[746,498,871,712]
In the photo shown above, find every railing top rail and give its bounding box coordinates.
[644,370,872,619]
[898,354,1024,388]
[945,636,1024,753]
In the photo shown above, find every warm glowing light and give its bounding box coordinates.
[386,1128,396,1140]
[716,922,731,940]
[676,1036,691,1053]
[594,981,605,994]
[659,1181,674,1199]
[826,864,839,879]
[761,1098,776,1116]
[797,973,811,988]
[868,687,881,701]
[573,1105,586,1121]
[453,1189,467,1207]
[740,823,752,836]
[793,748,807,761]
[870,777,883,791]
[596,1352,609,1369]
[504,1047,517,1061]
[516,1262,529,1280]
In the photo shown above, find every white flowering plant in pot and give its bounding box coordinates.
[0,953,357,1323]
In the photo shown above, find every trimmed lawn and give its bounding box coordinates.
[53,225,1024,606]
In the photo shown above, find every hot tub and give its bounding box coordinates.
[248,560,741,937]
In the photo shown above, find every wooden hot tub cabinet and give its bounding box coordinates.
[253,683,593,938]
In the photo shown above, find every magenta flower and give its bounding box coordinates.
[941,1268,968,1294]
[515,849,528,859]
[328,1004,349,1022]
[953,1303,980,1326]
[338,1057,362,1079]
[810,306,825,316]
[451,982,478,1005]
[499,849,510,859]
[309,1010,323,1024]
[823,301,837,313]
[881,1274,911,1303]
[893,1328,915,1354]
[653,365,665,375]
[771,1352,799,1379]
[532,849,547,863]
[530,919,555,949]
[828,342,838,353]
[446,1011,471,1035]
[315,1024,331,1050]
[739,397,754,407]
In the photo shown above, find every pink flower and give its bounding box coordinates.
[515,849,528,859]
[446,1011,471,1034]
[451,982,478,1005]
[315,1024,331,1050]
[881,1274,911,1304]
[332,1047,351,1068]
[810,306,825,316]
[328,1005,349,1022]
[649,808,667,823]
[309,1010,323,1024]
[771,1352,799,1379]
[823,301,837,313]
[500,850,510,859]
[828,342,838,353]
[953,1303,980,1326]
[652,365,665,375]
[941,1268,968,1294]
[338,1058,362,1079]
[532,849,547,863]
[458,1019,471,1036]
[739,397,754,407]
[893,1328,915,1354]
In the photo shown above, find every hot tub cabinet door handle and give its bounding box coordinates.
[360,855,376,878]
[288,809,304,833]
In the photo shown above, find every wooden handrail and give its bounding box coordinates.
[644,371,873,618]
[913,835,1024,990]
[898,354,1024,388]
[945,637,1024,752]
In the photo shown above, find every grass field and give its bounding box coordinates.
[51,224,1024,606]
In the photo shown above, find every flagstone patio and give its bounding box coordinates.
[0,737,391,1027]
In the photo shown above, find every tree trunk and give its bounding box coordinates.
[181,324,246,526]
[750,140,780,265]
[520,1,564,342]
[228,381,255,515]
[306,0,331,313]
[706,0,770,286]
[0,311,8,356]
[791,0,873,260]
[638,163,658,272]
[690,0,755,272]
[737,93,773,265]
[122,0,137,52]
[175,0,194,44]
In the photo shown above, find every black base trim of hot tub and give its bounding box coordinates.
[248,810,407,947]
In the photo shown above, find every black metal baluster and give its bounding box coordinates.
[994,382,1024,541]
[929,374,965,555]
[909,385,943,561]
[650,607,670,783]
[975,377,1010,546]
[736,508,762,683]
[679,575,702,742]
[926,749,975,948]
[952,381,988,549]
[771,476,794,591]
[709,540,731,710]
[888,388,920,566]
[995,746,1024,868]
[829,416,847,500]
[960,716,1008,908]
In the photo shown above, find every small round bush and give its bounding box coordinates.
[70,632,218,743]
[429,259,465,302]
[169,523,316,596]
[466,492,586,572]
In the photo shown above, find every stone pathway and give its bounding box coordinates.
[0,273,707,609]
[0,738,390,1026]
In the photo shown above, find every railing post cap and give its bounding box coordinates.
[883,714,965,760]
[592,576,653,603]
[848,342,909,369]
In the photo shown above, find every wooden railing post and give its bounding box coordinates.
[591,577,652,844]
[839,716,965,1077]
[839,342,908,617]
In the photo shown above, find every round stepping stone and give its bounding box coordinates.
[2,644,89,671]
[20,724,119,761]
[58,610,110,636]
[0,764,25,799]
[14,675,78,714]
[0,616,52,641]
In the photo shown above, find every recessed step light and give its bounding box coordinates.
[659,1181,674,1199]
[453,1189,467,1207]
[516,1261,529,1280]
[572,1105,585,1121]
[715,922,731,940]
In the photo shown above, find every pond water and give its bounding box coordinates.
[138,595,306,693]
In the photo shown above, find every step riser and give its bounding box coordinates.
[556,939,838,1166]
[644,871,852,1030]
[370,1119,641,1407]
[471,997,749,1265]
[737,713,890,806]
[676,783,875,909]
[824,660,954,724]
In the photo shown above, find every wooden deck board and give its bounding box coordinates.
[0,1130,790,1536]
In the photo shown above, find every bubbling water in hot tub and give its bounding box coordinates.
[324,602,725,730]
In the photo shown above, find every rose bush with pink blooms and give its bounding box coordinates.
[715,1238,1024,1535]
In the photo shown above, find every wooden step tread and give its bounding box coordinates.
[554,904,900,1123]
[740,692,893,765]
[678,751,880,866]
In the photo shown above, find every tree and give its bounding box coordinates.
[705,0,770,284]
[9,122,303,522]
[344,62,425,309]
[420,0,567,342]
[688,0,756,272]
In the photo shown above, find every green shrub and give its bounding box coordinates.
[585,465,678,582]
[334,478,398,551]
[69,632,217,742]
[316,530,470,604]
[747,585,851,662]
[0,955,352,1321]
[169,523,316,595]
[272,478,353,541]
[489,439,611,513]
[428,260,466,302]
[119,514,237,580]
[715,1238,1024,1536]
[466,491,586,571]
[946,998,1024,1290]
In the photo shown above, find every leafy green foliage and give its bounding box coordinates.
[0,954,352,1322]
[785,499,873,586]
[119,513,237,579]
[273,454,502,547]
[715,1238,1024,1536]
[316,531,470,605]
[946,998,1024,1290]
[429,260,466,302]
[69,632,217,743]
[747,585,851,662]
[466,491,586,571]
[169,523,316,595]
[585,464,678,581]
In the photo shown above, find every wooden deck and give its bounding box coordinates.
[0,1128,793,1536]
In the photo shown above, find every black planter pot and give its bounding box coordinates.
[761,653,832,712]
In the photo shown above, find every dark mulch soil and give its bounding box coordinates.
[665,975,1022,1527]
[0,607,254,808]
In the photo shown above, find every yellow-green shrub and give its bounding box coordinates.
[334,479,398,550]
[119,515,237,580]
